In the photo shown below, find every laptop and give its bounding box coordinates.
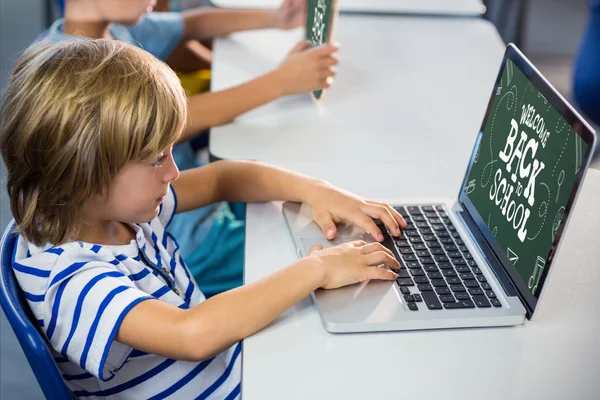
[282,44,597,333]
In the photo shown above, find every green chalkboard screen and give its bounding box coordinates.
[305,0,339,101]
[465,59,588,295]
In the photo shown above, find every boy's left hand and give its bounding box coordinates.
[275,0,307,30]
[305,181,407,242]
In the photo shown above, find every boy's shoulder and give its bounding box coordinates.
[46,13,185,61]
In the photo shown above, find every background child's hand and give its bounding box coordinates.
[275,0,307,30]
[275,40,339,95]
[307,241,400,289]
[305,180,408,242]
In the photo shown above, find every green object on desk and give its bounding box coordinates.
[305,0,339,101]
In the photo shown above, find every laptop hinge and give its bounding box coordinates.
[455,208,519,298]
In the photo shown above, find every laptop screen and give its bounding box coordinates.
[461,48,594,313]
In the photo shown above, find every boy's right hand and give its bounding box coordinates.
[274,40,339,95]
[307,241,400,290]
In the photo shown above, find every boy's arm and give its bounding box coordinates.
[172,159,407,241]
[116,257,324,361]
[178,41,338,140]
[181,0,306,40]
[116,241,399,361]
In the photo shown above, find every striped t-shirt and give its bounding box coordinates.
[12,186,241,399]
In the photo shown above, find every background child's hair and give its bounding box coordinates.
[0,39,188,245]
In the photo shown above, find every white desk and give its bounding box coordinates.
[242,163,600,400]
[211,0,486,17]
[210,15,505,165]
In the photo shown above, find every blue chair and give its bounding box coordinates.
[0,221,73,399]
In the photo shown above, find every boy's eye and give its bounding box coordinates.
[151,154,166,167]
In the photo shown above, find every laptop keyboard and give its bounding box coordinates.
[383,205,502,311]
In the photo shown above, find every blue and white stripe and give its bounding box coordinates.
[13,186,240,399]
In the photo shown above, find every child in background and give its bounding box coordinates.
[50,0,337,297]
[1,39,402,399]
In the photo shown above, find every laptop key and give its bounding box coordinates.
[464,280,480,288]
[438,231,451,237]
[403,254,417,261]
[414,276,429,284]
[425,212,438,218]
[481,282,492,290]
[472,295,491,308]
[416,250,431,258]
[450,284,466,292]
[447,226,457,231]
[444,300,475,309]
[455,292,471,301]
[407,206,422,215]
[428,271,442,279]
[442,269,457,277]
[420,228,433,235]
[439,211,448,218]
[486,291,497,299]
[451,232,461,238]
[439,295,456,303]
[396,240,411,247]
[432,224,445,231]
[440,237,454,244]
[410,237,424,244]
[456,265,470,273]
[434,255,449,263]
[438,262,453,270]
[410,269,425,276]
[429,218,442,224]
[399,247,414,254]
[420,257,435,264]
[426,241,441,248]
[412,215,426,222]
[424,265,438,273]
[459,245,469,252]
[447,251,462,258]
[417,284,433,291]
[397,269,411,278]
[399,286,411,295]
[452,258,467,265]
[435,205,445,211]
[431,279,447,287]
[407,302,419,311]
[405,230,420,237]
[446,277,461,285]
[490,298,502,307]
[467,260,478,268]
[455,238,465,245]
[435,287,451,295]
[413,243,427,251]
[476,275,487,283]
[406,261,422,269]
[460,273,475,280]
[394,206,409,216]
[469,288,484,296]
[412,293,423,302]
[473,268,483,275]
[421,206,434,212]
[421,291,443,310]
[416,222,429,229]
[397,278,415,286]
[430,248,445,255]
[404,294,415,302]
[423,235,437,242]
[443,244,458,252]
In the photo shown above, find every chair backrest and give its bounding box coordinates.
[0,220,73,399]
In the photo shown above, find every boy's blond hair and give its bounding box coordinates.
[0,39,188,246]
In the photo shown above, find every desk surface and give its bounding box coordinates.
[242,164,600,400]
[211,0,486,16]
[210,15,505,164]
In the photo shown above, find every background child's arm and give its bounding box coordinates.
[181,0,306,40]
[116,241,399,361]
[172,160,407,241]
[178,41,338,140]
